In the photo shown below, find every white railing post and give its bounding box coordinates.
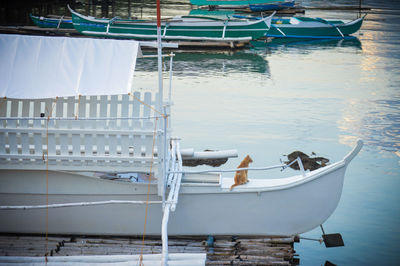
[168,53,174,104]
[161,138,183,266]
[171,141,182,211]
[296,157,306,177]
[161,204,170,266]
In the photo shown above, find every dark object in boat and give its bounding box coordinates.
[183,158,228,167]
[182,149,230,167]
[285,151,329,171]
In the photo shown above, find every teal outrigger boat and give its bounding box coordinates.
[69,7,274,42]
[268,16,365,38]
[233,15,365,39]
[190,0,284,6]
[30,14,74,29]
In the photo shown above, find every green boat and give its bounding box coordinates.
[267,16,366,39]
[69,6,273,42]
[190,0,283,6]
[30,14,74,29]
[233,15,366,39]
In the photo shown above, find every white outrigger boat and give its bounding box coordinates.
[0,33,362,265]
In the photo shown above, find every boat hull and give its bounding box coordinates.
[30,14,74,29]
[69,8,271,41]
[250,1,295,12]
[268,16,364,38]
[0,161,347,236]
[190,0,283,5]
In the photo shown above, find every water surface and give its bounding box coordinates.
[1,0,400,265]
[135,1,400,265]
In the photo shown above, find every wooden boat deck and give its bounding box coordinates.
[0,234,299,265]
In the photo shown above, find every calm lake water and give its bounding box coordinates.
[2,0,400,265]
[135,1,400,265]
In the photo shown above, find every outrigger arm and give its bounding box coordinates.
[161,138,185,265]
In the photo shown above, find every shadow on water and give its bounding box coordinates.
[137,51,270,76]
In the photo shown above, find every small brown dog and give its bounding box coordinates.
[230,155,253,191]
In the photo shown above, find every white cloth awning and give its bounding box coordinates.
[0,34,142,99]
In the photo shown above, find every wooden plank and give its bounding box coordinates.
[108,95,118,129]
[143,92,154,158]
[8,131,18,155]
[66,96,76,129]
[33,132,43,159]
[20,99,30,128]
[59,133,69,157]
[84,133,93,157]
[0,92,164,172]
[88,96,97,130]
[32,99,42,129]
[77,95,88,131]
[20,132,29,155]
[120,94,130,130]
[132,92,142,129]
[47,132,56,156]
[99,95,108,130]
[0,99,7,156]
[0,235,296,265]
[20,100,31,156]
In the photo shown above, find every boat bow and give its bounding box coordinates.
[343,139,363,165]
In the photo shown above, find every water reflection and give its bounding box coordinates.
[250,37,362,51]
[338,97,400,153]
[136,51,270,76]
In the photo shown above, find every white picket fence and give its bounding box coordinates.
[0,92,165,174]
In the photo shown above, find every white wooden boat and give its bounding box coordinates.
[0,138,362,236]
[0,33,362,265]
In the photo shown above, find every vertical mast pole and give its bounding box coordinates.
[156,0,165,199]
[157,2,169,265]
[157,0,162,103]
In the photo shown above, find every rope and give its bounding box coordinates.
[129,92,170,265]
[0,97,6,111]
[0,200,167,210]
[129,93,166,119]
[139,117,159,266]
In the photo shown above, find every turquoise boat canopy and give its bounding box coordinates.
[0,34,142,99]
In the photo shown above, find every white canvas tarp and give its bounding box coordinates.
[0,34,142,99]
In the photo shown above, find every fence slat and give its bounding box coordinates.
[121,95,130,130]
[0,93,163,173]
[132,92,142,129]
[21,132,30,155]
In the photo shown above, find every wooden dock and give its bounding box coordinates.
[0,234,299,265]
